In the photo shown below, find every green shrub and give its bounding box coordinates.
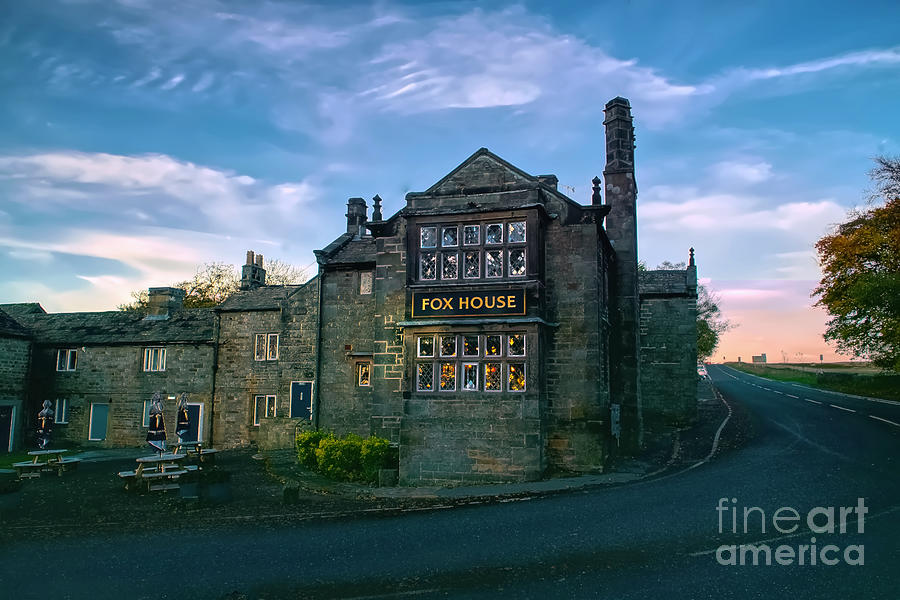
[295,430,328,469]
[297,430,397,483]
[315,433,363,481]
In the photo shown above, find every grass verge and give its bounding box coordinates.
[726,363,900,402]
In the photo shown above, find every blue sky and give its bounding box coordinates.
[1,0,899,361]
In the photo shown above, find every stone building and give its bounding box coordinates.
[1,97,698,488]
[0,308,31,452]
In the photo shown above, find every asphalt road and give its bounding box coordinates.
[3,364,899,599]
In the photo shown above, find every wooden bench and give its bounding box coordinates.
[50,457,81,476]
[13,461,46,479]
[141,469,188,492]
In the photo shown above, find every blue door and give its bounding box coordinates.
[290,382,313,420]
[184,404,202,442]
[89,403,109,441]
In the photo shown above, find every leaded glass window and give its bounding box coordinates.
[440,335,457,357]
[464,251,480,278]
[464,225,480,245]
[485,335,502,356]
[418,336,435,358]
[417,363,434,391]
[508,221,526,243]
[463,335,479,357]
[442,226,458,247]
[463,364,479,390]
[509,248,526,277]
[508,334,525,356]
[420,227,437,248]
[508,363,526,391]
[357,362,371,386]
[440,363,456,391]
[486,223,502,244]
[485,363,502,391]
[486,250,503,278]
[441,253,458,279]
[420,252,436,280]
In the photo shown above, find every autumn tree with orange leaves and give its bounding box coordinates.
[813,156,900,370]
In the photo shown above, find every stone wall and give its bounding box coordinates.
[29,342,215,447]
[0,336,30,451]
[639,268,698,425]
[214,281,319,449]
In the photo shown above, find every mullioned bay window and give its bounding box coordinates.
[416,219,530,283]
[416,333,527,393]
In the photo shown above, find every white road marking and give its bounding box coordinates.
[786,394,799,399]
[869,415,900,428]
[762,388,771,391]
[805,398,822,405]
[773,390,784,395]
[830,404,856,413]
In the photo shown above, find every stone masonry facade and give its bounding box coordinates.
[1,97,698,490]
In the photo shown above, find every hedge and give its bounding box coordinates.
[295,430,398,484]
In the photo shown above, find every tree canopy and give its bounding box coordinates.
[814,156,900,370]
[119,258,308,313]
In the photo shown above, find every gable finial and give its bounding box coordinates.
[689,247,695,266]
[372,194,383,221]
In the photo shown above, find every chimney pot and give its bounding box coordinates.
[241,250,267,290]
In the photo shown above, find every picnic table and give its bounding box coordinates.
[169,441,219,465]
[118,453,194,492]
[13,449,81,478]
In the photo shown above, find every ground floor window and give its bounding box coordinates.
[88,403,109,441]
[416,333,527,393]
[253,395,276,425]
[357,362,371,386]
[54,399,69,424]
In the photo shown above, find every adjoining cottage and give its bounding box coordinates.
[1,97,698,487]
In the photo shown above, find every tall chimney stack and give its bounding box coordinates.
[603,96,642,453]
[241,250,266,290]
[145,287,185,320]
[346,197,367,237]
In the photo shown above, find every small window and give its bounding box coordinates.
[442,226,458,247]
[484,363,502,391]
[359,271,374,295]
[485,335,502,357]
[417,336,435,358]
[441,253,458,280]
[417,363,434,391]
[508,363,526,392]
[463,335,479,357]
[485,223,502,245]
[54,399,68,424]
[440,363,456,391]
[56,349,77,371]
[440,335,457,357]
[464,225,480,245]
[420,252,436,280]
[508,221,526,243]
[508,334,526,357]
[357,362,371,387]
[254,334,279,361]
[143,347,166,372]
[509,248,526,277]
[253,395,276,425]
[142,400,151,428]
[463,363,479,391]
[420,226,437,248]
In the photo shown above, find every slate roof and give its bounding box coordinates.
[0,308,29,338]
[216,284,306,312]
[314,232,377,266]
[0,304,215,345]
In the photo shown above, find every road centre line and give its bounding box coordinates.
[830,404,856,413]
[786,394,799,399]
[805,399,822,405]
[868,415,900,428]
[773,390,784,395]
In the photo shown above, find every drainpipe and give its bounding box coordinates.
[208,311,220,446]
[313,268,325,429]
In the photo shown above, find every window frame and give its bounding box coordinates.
[54,398,68,424]
[414,333,528,394]
[254,333,279,361]
[253,394,277,426]
[357,362,372,387]
[142,346,167,372]
[359,271,374,295]
[56,349,77,372]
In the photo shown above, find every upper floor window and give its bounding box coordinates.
[254,333,279,361]
[56,349,77,371]
[359,271,374,295]
[143,347,166,372]
[417,219,528,283]
[357,362,371,387]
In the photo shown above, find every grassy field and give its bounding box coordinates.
[725,362,900,402]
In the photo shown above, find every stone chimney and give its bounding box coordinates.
[346,197,367,237]
[145,287,185,320]
[241,250,266,291]
[603,96,642,454]
[537,174,558,190]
